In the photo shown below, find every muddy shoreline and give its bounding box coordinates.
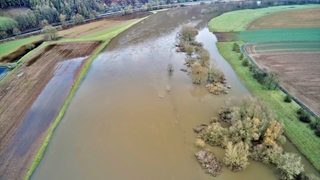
[0,41,101,179]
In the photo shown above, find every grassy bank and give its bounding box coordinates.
[239,28,320,43]
[0,36,40,57]
[216,41,320,171]
[208,4,320,32]
[24,17,146,180]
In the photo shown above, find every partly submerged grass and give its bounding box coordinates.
[24,17,146,180]
[216,41,320,171]
[208,4,320,32]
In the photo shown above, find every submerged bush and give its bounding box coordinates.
[180,25,198,42]
[191,62,208,84]
[277,153,304,180]
[224,141,249,171]
[195,139,206,148]
[202,123,228,147]
[208,66,225,83]
[194,97,307,178]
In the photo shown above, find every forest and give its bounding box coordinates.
[0,0,172,38]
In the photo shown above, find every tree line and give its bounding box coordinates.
[0,0,104,38]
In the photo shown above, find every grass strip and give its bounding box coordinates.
[216,41,320,171]
[208,4,320,32]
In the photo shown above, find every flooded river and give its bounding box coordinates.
[32,5,318,180]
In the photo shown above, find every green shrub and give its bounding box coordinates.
[284,95,292,103]
[43,25,57,41]
[310,118,320,130]
[232,42,240,53]
[297,109,311,123]
[296,108,304,115]
[252,69,267,84]
[71,14,84,25]
[239,53,244,60]
[242,58,249,67]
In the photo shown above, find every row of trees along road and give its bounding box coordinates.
[0,0,184,38]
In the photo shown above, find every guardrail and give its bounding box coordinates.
[241,43,319,118]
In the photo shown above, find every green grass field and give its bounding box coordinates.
[208,4,320,32]
[217,41,320,172]
[0,36,40,57]
[239,28,320,43]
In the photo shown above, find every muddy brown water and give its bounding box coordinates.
[32,5,319,180]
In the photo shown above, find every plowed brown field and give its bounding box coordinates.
[248,50,320,116]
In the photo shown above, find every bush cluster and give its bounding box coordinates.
[176,25,226,94]
[297,108,311,123]
[196,97,307,179]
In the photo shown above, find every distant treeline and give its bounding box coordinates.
[0,0,320,39]
[0,0,106,37]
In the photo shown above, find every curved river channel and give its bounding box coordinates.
[32,5,319,180]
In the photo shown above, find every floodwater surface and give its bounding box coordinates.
[0,57,86,179]
[32,5,318,180]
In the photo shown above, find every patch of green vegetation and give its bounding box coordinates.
[208,4,320,32]
[0,35,40,57]
[216,41,320,171]
[239,28,320,43]
[24,17,146,180]
[0,16,18,31]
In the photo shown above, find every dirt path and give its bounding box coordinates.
[0,41,100,179]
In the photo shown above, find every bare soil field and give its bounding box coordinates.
[214,32,239,42]
[248,8,320,30]
[59,13,149,39]
[0,41,100,179]
[59,19,136,38]
[248,49,320,116]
